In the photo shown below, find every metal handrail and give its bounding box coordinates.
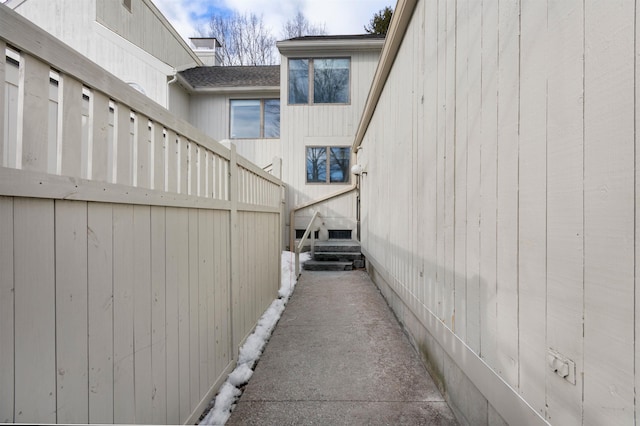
[288,184,357,251]
[295,210,321,276]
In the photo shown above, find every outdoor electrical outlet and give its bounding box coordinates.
[547,348,576,385]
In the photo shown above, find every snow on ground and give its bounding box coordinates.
[199,251,310,425]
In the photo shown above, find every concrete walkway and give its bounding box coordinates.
[227,270,458,425]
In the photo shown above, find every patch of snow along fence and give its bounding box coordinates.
[200,251,310,425]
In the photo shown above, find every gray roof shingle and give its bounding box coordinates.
[179,65,280,89]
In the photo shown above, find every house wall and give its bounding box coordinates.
[0,8,282,424]
[358,0,637,425]
[95,0,200,71]
[189,93,282,169]
[280,48,380,239]
[9,0,199,108]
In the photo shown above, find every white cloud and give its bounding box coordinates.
[152,0,393,42]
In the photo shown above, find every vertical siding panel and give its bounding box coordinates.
[176,209,190,421]
[133,205,152,422]
[115,105,131,185]
[60,76,83,177]
[55,200,89,423]
[454,0,469,340]
[435,0,447,320]
[583,1,635,423]
[14,198,56,423]
[200,209,214,394]
[87,202,113,423]
[150,206,167,425]
[166,131,178,193]
[91,92,110,182]
[465,0,482,353]
[136,115,151,189]
[19,55,49,172]
[152,123,164,191]
[443,0,456,328]
[545,1,585,423]
[0,197,14,423]
[112,204,135,423]
[479,0,499,368]
[165,207,180,425]
[637,4,640,422]
[518,0,548,415]
[0,40,5,166]
[188,208,200,411]
[214,211,227,377]
[495,0,520,387]
[179,138,188,195]
[423,0,438,316]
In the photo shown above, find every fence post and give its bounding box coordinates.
[228,143,239,360]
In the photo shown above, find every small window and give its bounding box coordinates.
[306,146,350,184]
[289,58,350,105]
[230,99,280,139]
[123,0,132,12]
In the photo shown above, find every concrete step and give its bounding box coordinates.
[314,240,361,253]
[314,251,363,262]
[303,260,353,271]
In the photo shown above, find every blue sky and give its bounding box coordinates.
[153,0,393,42]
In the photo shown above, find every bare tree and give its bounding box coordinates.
[281,11,327,39]
[205,11,276,66]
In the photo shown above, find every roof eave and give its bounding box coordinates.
[188,86,281,95]
[276,38,385,55]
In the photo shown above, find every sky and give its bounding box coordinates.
[152,0,394,43]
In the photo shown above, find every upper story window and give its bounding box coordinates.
[230,99,280,139]
[288,58,350,105]
[306,146,351,184]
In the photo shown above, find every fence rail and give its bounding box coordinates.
[0,5,282,424]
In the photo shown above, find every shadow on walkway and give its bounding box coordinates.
[227,270,458,425]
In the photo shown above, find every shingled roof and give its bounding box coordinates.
[179,65,280,89]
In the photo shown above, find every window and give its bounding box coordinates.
[123,0,132,12]
[306,146,350,184]
[289,58,350,105]
[230,99,280,139]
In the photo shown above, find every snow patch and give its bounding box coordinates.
[199,251,310,425]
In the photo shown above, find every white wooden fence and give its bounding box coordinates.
[0,5,282,424]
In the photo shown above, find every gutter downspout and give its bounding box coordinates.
[166,70,178,110]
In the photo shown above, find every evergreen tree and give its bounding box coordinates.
[364,6,393,35]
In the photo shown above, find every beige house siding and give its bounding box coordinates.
[280,47,381,238]
[357,0,637,425]
[8,0,200,107]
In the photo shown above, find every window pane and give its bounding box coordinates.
[288,59,309,104]
[329,147,350,183]
[230,99,260,138]
[314,58,350,104]
[264,99,280,138]
[306,147,326,183]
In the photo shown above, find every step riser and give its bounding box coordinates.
[314,246,360,253]
[314,253,363,261]
[303,261,353,271]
